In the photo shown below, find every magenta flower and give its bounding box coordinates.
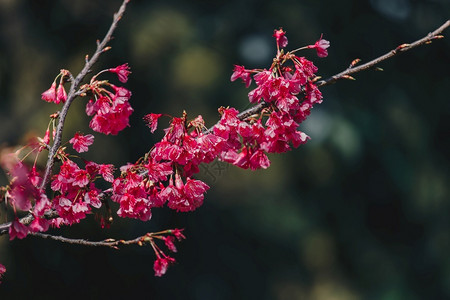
[109,63,131,83]
[164,236,178,252]
[172,228,186,241]
[273,28,288,48]
[98,164,115,182]
[9,218,29,240]
[0,263,5,284]
[56,84,67,104]
[41,82,57,103]
[29,217,50,233]
[153,257,175,277]
[143,113,163,133]
[89,101,134,135]
[308,34,330,57]
[69,132,95,153]
[230,65,252,88]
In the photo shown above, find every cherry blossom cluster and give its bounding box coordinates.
[0,28,329,279]
[84,64,134,135]
[41,69,70,104]
[110,28,329,224]
[0,64,132,240]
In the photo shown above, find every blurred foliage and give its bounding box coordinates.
[0,0,449,299]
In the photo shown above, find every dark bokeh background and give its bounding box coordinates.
[0,0,449,299]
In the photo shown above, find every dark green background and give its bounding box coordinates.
[0,0,449,299]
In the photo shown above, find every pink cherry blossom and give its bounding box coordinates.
[69,132,95,153]
[41,82,57,103]
[154,257,175,277]
[56,84,67,104]
[9,218,29,240]
[231,65,252,88]
[111,85,132,104]
[89,101,133,135]
[109,63,131,83]
[308,34,330,57]
[29,217,51,233]
[164,235,178,252]
[98,164,115,182]
[143,113,163,133]
[273,28,288,48]
[9,163,38,211]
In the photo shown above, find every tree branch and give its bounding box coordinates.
[233,20,449,122]
[30,229,175,249]
[39,0,130,190]
[1,17,447,239]
[30,232,144,249]
[316,19,449,87]
[0,0,129,236]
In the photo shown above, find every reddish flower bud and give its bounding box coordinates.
[56,84,67,104]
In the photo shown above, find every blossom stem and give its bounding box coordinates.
[289,46,309,54]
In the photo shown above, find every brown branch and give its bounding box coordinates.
[30,232,144,249]
[316,20,449,87]
[30,229,174,249]
[39,0,130,190]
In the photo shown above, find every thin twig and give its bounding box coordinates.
[316,20,449,87]
[30,232,144,249]
[30,228,174,249]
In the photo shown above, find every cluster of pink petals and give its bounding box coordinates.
[109,63,131,83]
[3,163,52,239]
[86,85,134,135]
[112,32,327,221]
[111,120,217,219]
[41,82,67,104]
[69,132,95,153]
[49,160,114,225]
